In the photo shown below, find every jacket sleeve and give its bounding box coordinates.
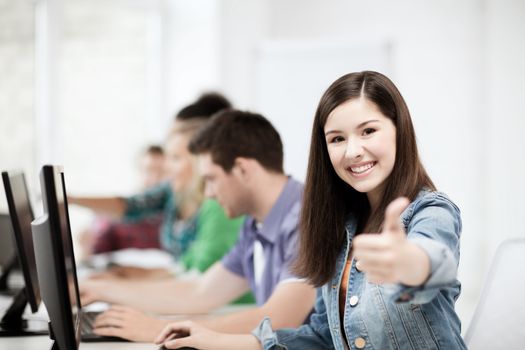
[252,289,335,349]
[392,192,462,304]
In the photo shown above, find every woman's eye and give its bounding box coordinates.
[330,136,345,143]
[363,128,376,136]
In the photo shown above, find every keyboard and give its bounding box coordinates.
[80,311,127,342]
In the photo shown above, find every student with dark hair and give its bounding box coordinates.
[154,71,467,350]
[176,92,232,121]
[189,109,284,175]
[80,110,316,343]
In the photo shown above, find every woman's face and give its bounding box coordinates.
[324,97,396,207]
[164,133,194,193]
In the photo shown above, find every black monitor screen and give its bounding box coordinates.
[51,168,81,332]
[1,172,40,311]
[0,213,16,268]
[37,165,81,346]
[59,172,81,326]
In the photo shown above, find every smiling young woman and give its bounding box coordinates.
[154,71,467,350]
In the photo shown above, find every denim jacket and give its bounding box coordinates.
[253,190,467,349]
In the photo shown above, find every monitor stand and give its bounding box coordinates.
[49,323,59,350]
[0,286,48,336]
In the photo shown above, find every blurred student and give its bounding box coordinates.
[78,110,316,342]
[78,145,167,260]
[154,71,467,350]
[70,93,240,274]
[139,145,167,189]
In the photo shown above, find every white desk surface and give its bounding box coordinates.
[0,336,159,349]
[1,293,253,349]
[0,266,253,349]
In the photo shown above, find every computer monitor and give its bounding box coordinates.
[31,165,81,350]
[0,213,18,293]
[0,171,47,336]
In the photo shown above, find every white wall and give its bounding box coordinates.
[485,0,525,255]
[0,0,37,210]
[162,0,222,117]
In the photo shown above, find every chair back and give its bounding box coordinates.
[465,238,525,349]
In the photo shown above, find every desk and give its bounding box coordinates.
[0,336,159,349]
[1,265,254,350]
[0,293,160,349]
[1,295,253,349]
[0,319,161,350]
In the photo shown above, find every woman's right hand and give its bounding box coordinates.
[155,320,262,350]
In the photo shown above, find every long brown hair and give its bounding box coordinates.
[294,71,435,287]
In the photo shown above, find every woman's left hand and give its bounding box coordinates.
[352,197,430,286]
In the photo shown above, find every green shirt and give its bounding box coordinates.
[181,199,243,272]
[183,200,255,304]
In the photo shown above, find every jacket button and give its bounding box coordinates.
[355,260,362,272]
[349,295,359,306]
[354,337,366,348]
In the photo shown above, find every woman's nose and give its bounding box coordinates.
[345,138,363,160]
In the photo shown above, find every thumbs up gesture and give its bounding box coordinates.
[353,197,430,286]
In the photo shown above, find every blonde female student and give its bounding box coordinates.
[155,71,467,349]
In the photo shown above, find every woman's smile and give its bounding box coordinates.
[346,161,377,177]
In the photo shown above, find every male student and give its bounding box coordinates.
[80,110,316,342]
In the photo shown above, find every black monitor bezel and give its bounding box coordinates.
[1,171,40,311]
[37,165,81,349]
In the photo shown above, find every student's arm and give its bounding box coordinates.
[86,263,251,342]
[189,203,315,333]
[155,321,262,350]
[156,288,332,350]
[68,196,126,218]
[80,262,250,314]
[196,281,316,333]
[70,182,171,221]
[122,182,171,220]
[353,195,461,304]
[353,198,430,286]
